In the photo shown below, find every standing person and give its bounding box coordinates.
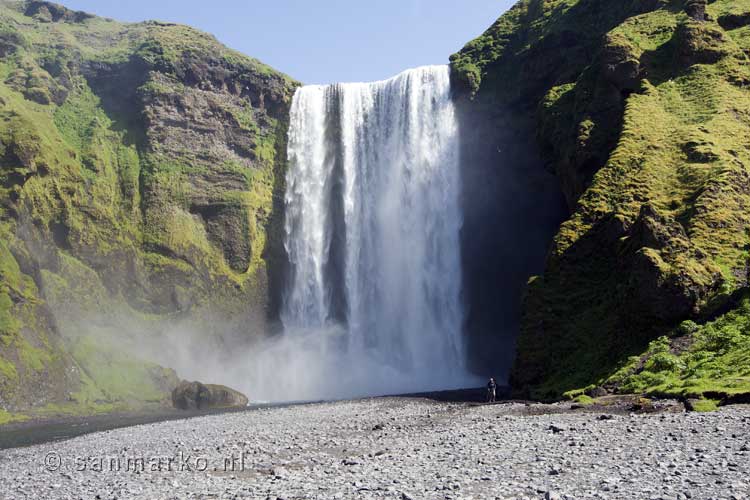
[486,377,497,403]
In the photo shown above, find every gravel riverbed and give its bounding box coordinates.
[1,398,749,500]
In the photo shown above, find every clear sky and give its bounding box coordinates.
[55,0,514,85]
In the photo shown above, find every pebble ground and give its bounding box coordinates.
[1,398,749,500]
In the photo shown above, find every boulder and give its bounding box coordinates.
[171,381,248,410]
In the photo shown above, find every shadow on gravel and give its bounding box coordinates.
[388,386,512,404]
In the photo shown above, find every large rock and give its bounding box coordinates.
[171,381,248,410]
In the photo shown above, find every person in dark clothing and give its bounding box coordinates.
[486,377,497,403]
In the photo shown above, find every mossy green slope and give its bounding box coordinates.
[0,0,298,417]
[453,0,750,401]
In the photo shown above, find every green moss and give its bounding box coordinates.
[254,134,278,166]
[598,296,750,399]
[231,105,260,135]
[573,394,595,405]
[33,401,120,418]
[0,238,24,338]
[0,355,18,384]
[691,398,720,412]
[132,23,295,86]
[138,78,186,96]
[0,408,28,425]
[562,386,596,405]
[449,0,528,96]
[609,9,677,54]
[41,253,109,309]
[486,0,750,399]
[15,336,51,373]
[0,291,20,338]
[142,251,194,276]
[70,334,168,404]
[53,80,109,152]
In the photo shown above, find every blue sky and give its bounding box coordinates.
[56,0,514,84]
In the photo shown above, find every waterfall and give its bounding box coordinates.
[250,66,478,401]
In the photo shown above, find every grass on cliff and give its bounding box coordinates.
[546,13,750,393]
[450,0,670,98]
[0,64,172,412]
[0,0,293,290]
[603,296,750,401]
[69,334,171,405]
[0,227,59,384]
[0,238,23,340]
[0,408,28,424]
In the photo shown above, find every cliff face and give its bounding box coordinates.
[0,0,297,419]
[453,0,750,402]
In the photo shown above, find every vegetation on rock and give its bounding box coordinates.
[0,0,297,419]
[453,0,750,402]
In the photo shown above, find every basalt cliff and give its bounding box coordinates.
[452,0,750,405]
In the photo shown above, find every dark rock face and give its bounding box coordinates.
[626,204,686,251]
[717,12,750,30]
[449,0,666,381]
[684,0,707,22]
[171,381,248,410]
[454,96,566,380]
[600,35,641,92]
[135,58,295,277]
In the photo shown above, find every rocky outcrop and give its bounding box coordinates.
[717,12,750,31]
[171,381,248,410]
[451,0,668,386]
[676,22,732,65]
[685,0,708,22]
[621,205,723,322]
[24,1,94,23]
[600,34,642,92]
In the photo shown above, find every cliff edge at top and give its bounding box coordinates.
[452,0,750,404]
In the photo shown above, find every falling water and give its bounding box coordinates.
[249,66,478,401]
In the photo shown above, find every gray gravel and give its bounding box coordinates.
[1,398,749,499]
